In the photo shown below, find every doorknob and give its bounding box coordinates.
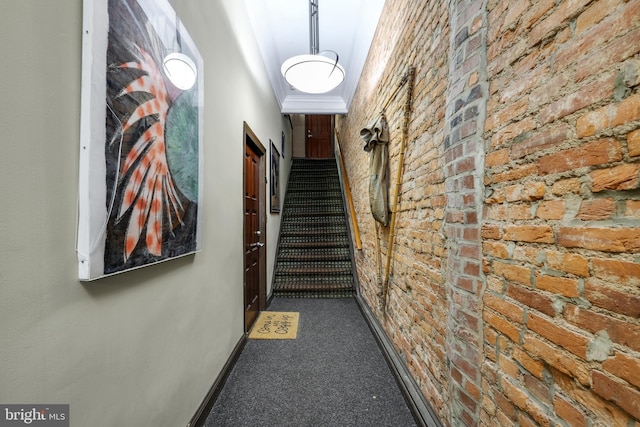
[255,231,261,236]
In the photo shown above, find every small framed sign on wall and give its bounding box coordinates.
[78,0,204,280]
[281,130,286,158]
[270,140,281,213]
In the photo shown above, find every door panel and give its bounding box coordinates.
[243,126,266,333]
[306,115,333,158]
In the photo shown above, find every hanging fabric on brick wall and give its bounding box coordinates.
[361,115,390,226]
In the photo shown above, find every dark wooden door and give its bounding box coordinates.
[244,133,265,333]
[306,115,333,158]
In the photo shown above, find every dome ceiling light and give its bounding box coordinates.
[281,0,345,94]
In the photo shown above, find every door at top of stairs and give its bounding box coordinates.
[306,115,333,159]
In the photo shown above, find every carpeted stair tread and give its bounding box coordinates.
[276,262,353,275]
[273,158,356,298]
[274,278,355,289]
[278,248,350,261]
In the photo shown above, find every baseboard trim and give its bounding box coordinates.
[187,334,247,427]
[355,295,443,427]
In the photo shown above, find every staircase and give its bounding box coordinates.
[273,158,357,298]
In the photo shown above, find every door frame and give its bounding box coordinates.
[243,122,267,333]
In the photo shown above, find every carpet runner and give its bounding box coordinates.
[273,158,356,298]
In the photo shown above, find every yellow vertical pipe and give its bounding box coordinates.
[382,66,415,314]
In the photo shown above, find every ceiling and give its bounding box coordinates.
[244,0,386,114]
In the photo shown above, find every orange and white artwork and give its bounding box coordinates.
[78,0,203,280]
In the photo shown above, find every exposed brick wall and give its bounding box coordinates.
[336,0,453,421]
[482,0,640,425]
[337,0,640,425]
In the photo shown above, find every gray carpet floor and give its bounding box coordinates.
[205,298,418,427]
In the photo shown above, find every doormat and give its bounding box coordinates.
[249,312,299,339]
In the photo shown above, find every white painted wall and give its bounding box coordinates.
[0,1,289,426]
[291,114,307,158]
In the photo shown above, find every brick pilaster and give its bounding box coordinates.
[443,1,488,425]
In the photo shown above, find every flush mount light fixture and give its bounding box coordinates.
[163,52,197,90]
[281,0,345,94]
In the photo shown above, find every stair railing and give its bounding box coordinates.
[334,127,362,250]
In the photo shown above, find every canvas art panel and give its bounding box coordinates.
[78,0,204,280]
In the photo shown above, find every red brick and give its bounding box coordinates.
[591,370,640,419]
[564,305,640,352]
[517,413,540,427]
[466,379,481,401]
[527,313,588,358]
[488,204,532,221]
[529,73,570,110]
[536,200,565,220]
[485,293,524,323]
[591,257,640,286]
[574,22,640,83]
[523,333,591,385]
[589,163,640,192]
[485,98,528,131]
[535,273,580,298]
[494,391,516,419]
[513,347,545,379]
[524,373,551,405]
[584,279,640,318]
[490,116,537,148]
[555,0,636,71]
[577,93,640,138]
[520,0,555,32]
[554,367,632,426]
[575,0,624,35]
[551,178,581,196]
[493,261,531,286]
[502,377,551,426]
[484,310,521,343]
[498,355,520,379]
[503,225,554,243]
[602,351,640,389]
[628,129,640,157]
[528,0,592,47]
[483,241,509,259]
[512,124,571,159]
[577,198,616,220]
[624,200,640,220]
[538,74,614,124]
[507,284,556,317]
[458,387,478,413]
[482,224,501,239]
[491,164,538,184]
[513,246,543,266]
[558,226,640,253]
[539,138,622,175]
[505,182,546,202]
[554,395,587,427]
[545,251,590,277]
[503,65,549,103]
[500,378,529,411]
[486,148,509,167]
[500,0,529,35]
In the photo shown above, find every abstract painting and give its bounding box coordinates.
[78,0,203,280]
